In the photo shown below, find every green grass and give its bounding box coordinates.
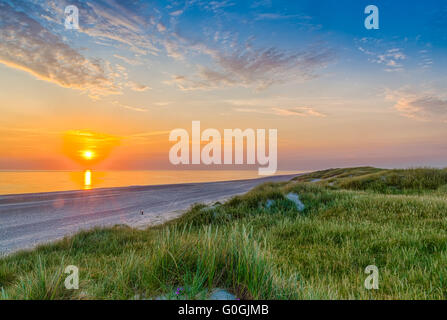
[1,167,447,299]
[294,166,447,194]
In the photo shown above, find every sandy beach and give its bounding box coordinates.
[0,174,298,255]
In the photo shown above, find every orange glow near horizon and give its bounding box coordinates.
[63,130,121,168]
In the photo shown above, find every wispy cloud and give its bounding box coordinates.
[128,81,151,92]
[153,101,171,106]
[113,54,142,66]
[113,64,150,93]
[253,11,322,31]
[129,130,171,138]
[169,10,184,17]
[255,13,304,20]
[387,90,447,122]
[1,0,334,95]
[271,107,326,117]
[54,0,160,55]
[357,38,406,72]
[234,106,326,117]
[418,49,434,69]
[0,2,120,98]
[168,41,334,90]
[193,0,236,13]
[112,101,147,112]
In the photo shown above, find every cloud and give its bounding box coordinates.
[395,97,447,122]
[254,13,311,21]
[234,106,326,117]
[112,101,147,112]
[357,38,406,72]
[112,98,168,113]
[157,23,167,33]
[128,81,151,92]
[253,14,322,31]
[169,42,334,90]
[154,101,171,106]
[0,2,121,98]
[193,0,236,13]
[113,54,142,66]
[2,0,334,95]
[129,130,171,138]
[111,63,150,93]
[162,39,185,60]
[166,67,234,90]
[170,10,184,17]
[57,0,159,55]
[271,107,326,117]
[377,48,406,72]
[418,49,434,69]
[387,90,447,122]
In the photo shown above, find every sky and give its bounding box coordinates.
[0,0,446,171]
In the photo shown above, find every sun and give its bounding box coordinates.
[82,150,95,160]
[63,130,120,166]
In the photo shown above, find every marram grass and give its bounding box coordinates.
[1,167,447,299]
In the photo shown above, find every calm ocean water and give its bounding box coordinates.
[0,170,302,195]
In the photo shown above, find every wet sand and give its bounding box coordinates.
[0,174,298,255]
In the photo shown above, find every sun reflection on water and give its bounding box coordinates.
[84,170,92,190]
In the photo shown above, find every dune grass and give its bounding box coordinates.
[1,167,447,299]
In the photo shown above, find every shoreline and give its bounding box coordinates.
[0,174,300,256]
[0,170,303,196]
[0,172,302,198]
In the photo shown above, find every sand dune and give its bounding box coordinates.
[0,174,298,255]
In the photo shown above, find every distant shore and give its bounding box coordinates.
[0,174,299,255]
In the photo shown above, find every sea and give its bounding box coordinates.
[0,170,303,195]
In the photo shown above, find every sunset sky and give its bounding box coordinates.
[0,0,446,171]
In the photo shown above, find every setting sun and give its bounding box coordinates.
[62,130,120,168]
[82,150,95,160]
